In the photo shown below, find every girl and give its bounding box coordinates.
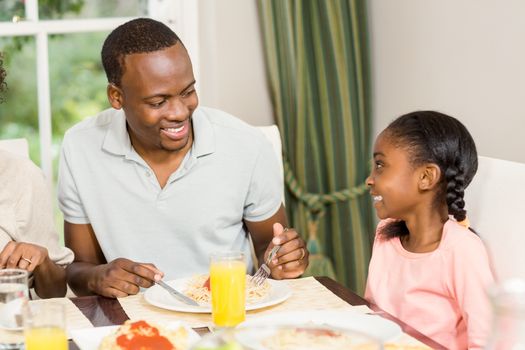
[365,111,494,349]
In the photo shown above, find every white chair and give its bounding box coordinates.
[465,156,525,281]
[0,138,29,158]
[247,125,284,270]
[257,125,285,204]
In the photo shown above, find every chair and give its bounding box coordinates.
[248,125,284,271]
[464,156,525,281]
[257,125,285,203]
[0,138,29,158]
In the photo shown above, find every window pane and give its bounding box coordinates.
[48,31,110,238]
[0,36,40,165]
[48,31,110,170]
[0,0,24,22]
[39,0,146,20]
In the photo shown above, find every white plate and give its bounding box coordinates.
[240,310,402,342]
[144,277,292,313]
[70,321,200,350]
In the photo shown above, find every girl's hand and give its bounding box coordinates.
[0,241,49,272]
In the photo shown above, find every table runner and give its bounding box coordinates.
[0,297,93,343]
[118,277,430,348]
[118,277,365,328]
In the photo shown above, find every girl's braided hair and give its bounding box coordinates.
[380,111,478,238]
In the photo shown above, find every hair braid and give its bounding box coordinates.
[378,111,478,238]
[444,164,467,222]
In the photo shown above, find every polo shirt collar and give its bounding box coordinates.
[191,107,215,158]
[102,109,132,157]
[101,107,215,159]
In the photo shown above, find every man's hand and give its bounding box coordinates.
[0,241,49,272]
[88,258,163,298]
[267,223,309,279]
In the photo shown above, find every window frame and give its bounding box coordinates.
[0,0,198,183]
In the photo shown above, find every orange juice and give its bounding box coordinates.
[25,327,67,350]
[210,255,246,327]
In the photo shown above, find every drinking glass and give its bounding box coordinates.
[0,269,28,350]
[23,302,67,350]
[486,278,525,349]
[210,251,246,328]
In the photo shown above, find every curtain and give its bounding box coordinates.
[257,0,374,293]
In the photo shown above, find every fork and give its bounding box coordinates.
[251,245,281,286]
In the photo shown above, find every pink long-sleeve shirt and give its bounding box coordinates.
[365,219,494,349]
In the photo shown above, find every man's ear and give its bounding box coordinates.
[418,164,441,191]
[107,83,123,109]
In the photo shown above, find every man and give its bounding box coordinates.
[58,18,309,298]
[0,53,74,298]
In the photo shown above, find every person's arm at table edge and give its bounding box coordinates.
[64,221,107,296]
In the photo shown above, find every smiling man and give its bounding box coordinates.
[58,18,309,298]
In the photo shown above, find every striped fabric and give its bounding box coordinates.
[257,0,374,293]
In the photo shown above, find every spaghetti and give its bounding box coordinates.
[262,327,378,350]
[184,274,271,305]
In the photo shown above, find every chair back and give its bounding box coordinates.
[465,156,525,281]
[257,125,284,203]
[0,138,29,158]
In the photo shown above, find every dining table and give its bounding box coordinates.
[64,276,445,349]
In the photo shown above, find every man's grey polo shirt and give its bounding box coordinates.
[58,106,282,279]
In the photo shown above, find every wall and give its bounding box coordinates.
[369,0,525,163]
[192,1,525,163]
[196,0,274,126]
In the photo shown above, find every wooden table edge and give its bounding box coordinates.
[315,276,446,349]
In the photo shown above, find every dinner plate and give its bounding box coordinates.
[240,309,402,342]
[192,324,382,350]
[144,277,292,313]
[70,321,200,350]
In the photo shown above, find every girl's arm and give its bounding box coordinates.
[452,234,495,349]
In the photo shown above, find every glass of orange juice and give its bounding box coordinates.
[210,251,246,328]
[23,302,67,350]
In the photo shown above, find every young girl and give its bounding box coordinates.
[365,111,494,349]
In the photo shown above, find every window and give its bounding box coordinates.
[0,0,198,233]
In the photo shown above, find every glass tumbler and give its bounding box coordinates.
[0,269,28,350]
[24,302,67,350]
[486,278,525,349]
[210,251,246,328]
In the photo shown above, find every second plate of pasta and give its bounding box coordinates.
[144,276,292,313]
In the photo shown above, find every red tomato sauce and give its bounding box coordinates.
[115,321,175,350]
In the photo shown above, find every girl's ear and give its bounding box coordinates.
[107,83,123,109]
[419,164,442,190]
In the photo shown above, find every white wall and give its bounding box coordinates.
[196,0,274,126]
[369,0,525,163]
[190,0,525,163]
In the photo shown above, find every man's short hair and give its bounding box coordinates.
[101,18,182,87]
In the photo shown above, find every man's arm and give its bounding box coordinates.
[245,204,309,279]
[65,222,163,298]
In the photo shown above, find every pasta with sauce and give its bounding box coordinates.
[98,320,188,350]
[184,274,270,305]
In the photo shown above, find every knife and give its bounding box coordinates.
[156,280,200,306]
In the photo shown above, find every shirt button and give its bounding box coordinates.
[145,171,151,177]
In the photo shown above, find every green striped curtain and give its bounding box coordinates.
[257,0,374,293]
